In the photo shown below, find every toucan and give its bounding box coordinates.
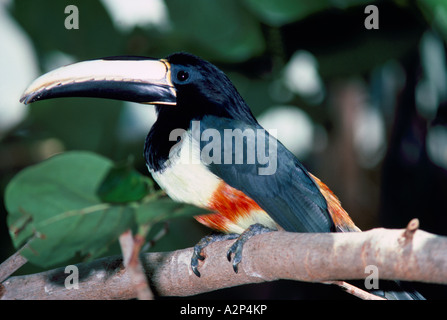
[20,52,423,299]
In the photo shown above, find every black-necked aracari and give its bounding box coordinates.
[20,52,423,299]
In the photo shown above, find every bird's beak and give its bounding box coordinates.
[20,57,176,106]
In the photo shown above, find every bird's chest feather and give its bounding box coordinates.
[148,131,221,207]
[147,130,277,234]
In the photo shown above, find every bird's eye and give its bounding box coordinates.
[177,70,189,82]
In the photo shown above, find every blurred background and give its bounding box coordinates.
[1,0,446,299]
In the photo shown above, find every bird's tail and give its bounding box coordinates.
[370,280,425,300]
[309,173,425,300]
[308,173,360,232]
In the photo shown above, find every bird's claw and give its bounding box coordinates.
[190,233,239,277]
[227,240,244,273]
[226,223,273,274]
[191,247,205,277]
[191,224,273,277]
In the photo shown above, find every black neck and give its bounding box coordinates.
[144,89,258,172]
[144,106,191,172]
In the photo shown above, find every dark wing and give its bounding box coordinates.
[200,116,334,233]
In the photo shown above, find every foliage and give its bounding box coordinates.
[4,151,205,267]
[1,0,446,298]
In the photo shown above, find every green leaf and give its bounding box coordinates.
[5,151,134,267]
[136,197,209,226]
[11,0,121,59]
[29,99,123,154]
[165,0,265,62]
[418,0,447,42]
[243,0,332,26]
[4,151,206,268]
[243,0,375,26]
[97,157,153,203]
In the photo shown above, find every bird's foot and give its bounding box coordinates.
[226,223,273,273]
[191,232,239,277]
[191,224,274,277]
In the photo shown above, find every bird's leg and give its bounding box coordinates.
[227,223,274,273]
[191,232,239,277]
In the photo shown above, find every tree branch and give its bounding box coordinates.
[1,224,447,299]
[118,229,153,300]
[322,281,386,300]
[0,250,28,283]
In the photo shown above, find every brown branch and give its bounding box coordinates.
[1,225,447,299]
[322,281,386,300]
[118,230,153,300]
[399,218,419,246]
[0,250,28,283]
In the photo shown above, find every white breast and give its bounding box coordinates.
[148,130,221,208]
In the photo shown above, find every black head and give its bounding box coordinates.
[145,53,259,171]
[160,52,256,124]
[20,52,258,171]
